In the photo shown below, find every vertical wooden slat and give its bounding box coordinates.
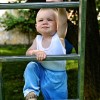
[78,0,87,100]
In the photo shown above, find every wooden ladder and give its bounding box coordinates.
[0,0,87,100]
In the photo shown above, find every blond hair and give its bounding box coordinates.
[36,8,58,21]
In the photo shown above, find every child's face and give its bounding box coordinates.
[36,9,57,36]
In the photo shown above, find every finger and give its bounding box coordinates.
[36,56,43,61]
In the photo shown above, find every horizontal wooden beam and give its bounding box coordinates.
[0,54,80,62]
[0,2,79,9]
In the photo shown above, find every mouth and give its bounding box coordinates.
[42,26,49,28]
[42,25,49,28]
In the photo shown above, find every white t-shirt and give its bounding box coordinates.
[36,33,66,71]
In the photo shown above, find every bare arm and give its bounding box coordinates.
[57,8,67,39]
[26,38,37,56]
[26,38,47,61]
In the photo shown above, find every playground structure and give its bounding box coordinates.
[0,1,87,100]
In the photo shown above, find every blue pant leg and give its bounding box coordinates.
[41,70,68,100]
[23,62,43,97]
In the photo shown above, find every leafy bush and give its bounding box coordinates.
[0,9,37,34]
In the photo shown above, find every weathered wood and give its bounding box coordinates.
[0,54,80,62]
[0,2,79,9]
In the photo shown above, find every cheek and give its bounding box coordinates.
[36,24,40,30]
[35,25,39,33]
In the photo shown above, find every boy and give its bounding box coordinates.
[23,0,68,100]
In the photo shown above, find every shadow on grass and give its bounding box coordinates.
[67,68,78,99]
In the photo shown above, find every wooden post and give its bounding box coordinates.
[78,0,87,99]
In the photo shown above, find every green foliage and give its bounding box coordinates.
[0,9,36,34]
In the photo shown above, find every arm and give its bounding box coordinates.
[26,38,46,61]
[57,8,67,39]
[26,38,37,56]
[46,0,67,45]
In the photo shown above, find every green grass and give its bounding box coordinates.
[0,45,78,100]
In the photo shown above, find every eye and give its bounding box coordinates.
[47,18,53,21]
[38,19,43,22]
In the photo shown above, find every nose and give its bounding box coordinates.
[43,20,48,25]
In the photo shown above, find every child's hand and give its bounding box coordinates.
[35,50,47,61]
[46,0,63,2]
